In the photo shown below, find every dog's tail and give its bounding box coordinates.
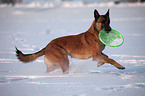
[15,47,45,63]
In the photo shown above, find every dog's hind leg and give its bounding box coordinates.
[44,46,69,74]
[44,56,59,73]
[54,51,69,74]
[59,58,69,74]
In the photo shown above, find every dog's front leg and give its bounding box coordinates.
[101,52,108,58]
[93,55,125,69]
[94,52,108,67]
[97,52,107,67]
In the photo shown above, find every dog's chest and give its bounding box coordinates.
[99,42,106,51]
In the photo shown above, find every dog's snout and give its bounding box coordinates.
[105,26,112,32]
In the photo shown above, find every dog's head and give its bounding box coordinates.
[94,9,111,32]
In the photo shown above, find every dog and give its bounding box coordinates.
[16,9,125,74]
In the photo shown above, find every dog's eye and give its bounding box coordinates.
[98,20,105,23]
[101,20,105,23]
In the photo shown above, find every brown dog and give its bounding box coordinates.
[16,9,125,74]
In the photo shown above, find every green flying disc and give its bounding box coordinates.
[99,29,124,47]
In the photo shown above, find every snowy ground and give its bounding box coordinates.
[0,1,145,96]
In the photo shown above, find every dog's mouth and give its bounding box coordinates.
[104,26,112,33]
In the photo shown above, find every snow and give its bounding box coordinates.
[0,1,145,96]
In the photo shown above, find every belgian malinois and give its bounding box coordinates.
[16,9,125,74]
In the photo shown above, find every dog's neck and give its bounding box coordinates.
[87,20,99,36]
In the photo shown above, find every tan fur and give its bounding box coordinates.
[16,9,125,74]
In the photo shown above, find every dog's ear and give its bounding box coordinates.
[94,9,100,21]
[105,9,110,17]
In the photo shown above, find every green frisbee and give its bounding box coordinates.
[99,29,124,47]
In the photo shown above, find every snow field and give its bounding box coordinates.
[0,1,145,96]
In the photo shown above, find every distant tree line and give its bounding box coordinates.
[0,0,22,5]
[0,0,144,5]
[128,0,145,2]
[114,0,145,4]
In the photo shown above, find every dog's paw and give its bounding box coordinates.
[118,66,125,70]
[97,62,104,67]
